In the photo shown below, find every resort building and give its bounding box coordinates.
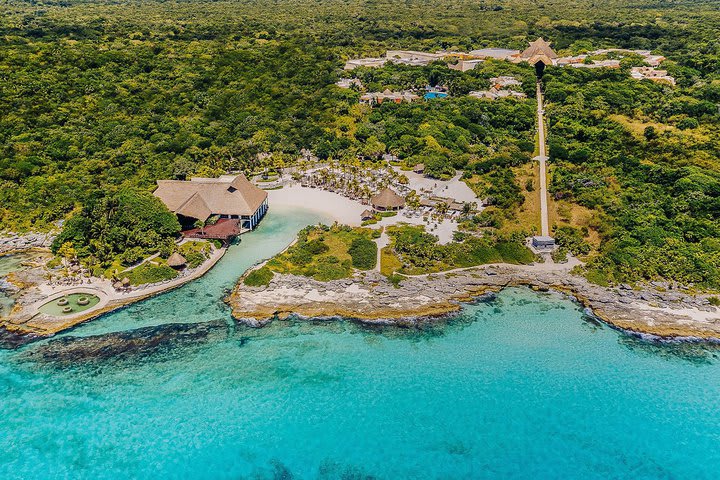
[469,88,526,100]
[644,54,666,67]
[570,59,621,69]
[520,38,558,75]
[344,57,387,70]
[556,55,587,66]
[386,50,445,66]
[631,67,676,85]
[336,78,363,89]
[490,76,522,88]
[448,59,485,72]
[371,188,405,211]
[153,174,269,240]
[468,48,520,61]
[360,89,420,105]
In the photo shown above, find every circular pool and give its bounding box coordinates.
[39,293,101,316]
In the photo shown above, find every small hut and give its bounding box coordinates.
[370,188,405,211]
[167,252,187,269]
[122,277,131,287]
[531,236,556,249]
[361,209,374,221]
[412,164,425,174]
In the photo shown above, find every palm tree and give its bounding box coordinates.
[194,219,206,236]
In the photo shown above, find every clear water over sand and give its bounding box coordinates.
[1,207,719,479]
[0,252,40,317]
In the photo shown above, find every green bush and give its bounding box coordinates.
[184,251,206,268]
[313,256,351,281]
[244,267,274,287]
[348,237,377,270]
[125,263,178,286]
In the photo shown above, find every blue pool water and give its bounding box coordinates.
[425,91,448,99]
[1,207,719,479]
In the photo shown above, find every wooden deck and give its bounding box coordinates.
[182,218,243,240]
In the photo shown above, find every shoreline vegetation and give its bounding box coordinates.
[2,189,720,345]
[228,218,720,341]
[3,0,720,345]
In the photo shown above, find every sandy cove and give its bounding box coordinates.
[227,264,720,340]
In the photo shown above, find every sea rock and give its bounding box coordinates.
[0,326,39,350]
[19,320,230,366]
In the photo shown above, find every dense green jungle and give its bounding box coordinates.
[1,0,719,287]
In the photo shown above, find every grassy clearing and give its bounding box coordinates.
[125,262,178,285]
[265,224,378,281]
[385,224,534,275]
[244,266,274,286]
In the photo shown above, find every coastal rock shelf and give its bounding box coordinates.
[0,233,55,255]
[228,267,720,340]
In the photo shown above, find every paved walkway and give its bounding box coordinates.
[5,245,228,335]
[536,81,550,237]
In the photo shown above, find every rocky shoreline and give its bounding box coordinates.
[227,266,720,340]
[0,233,55,255]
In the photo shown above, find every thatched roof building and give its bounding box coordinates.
[361,209,374,220]
[371,188,405,211]
[153,174,269,233]
[167,252,187,268]
[154,174,267,222]
[520,38,558,67]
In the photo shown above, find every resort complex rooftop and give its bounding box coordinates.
[153,174,269,236]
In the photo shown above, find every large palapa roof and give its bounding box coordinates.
[370,188,405,209]
[153,174,267,221]
[520,38,558,64]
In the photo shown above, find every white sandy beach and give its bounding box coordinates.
[268,185,459,243]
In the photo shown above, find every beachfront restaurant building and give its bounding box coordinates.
[371,188,405,211]
[153,174,268,240]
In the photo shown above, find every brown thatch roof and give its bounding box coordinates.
[371,188,405,209]
[153,174,267,221]
[167,252,187,268]
[413,163,425,173]
[122,277,130,286]
[520,38,558,63]
[361,209,374,219]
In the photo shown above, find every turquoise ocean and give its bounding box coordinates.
[1,206,719,479]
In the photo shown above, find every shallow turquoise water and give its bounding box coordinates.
[1,208,720,479]
[0,252,39,317]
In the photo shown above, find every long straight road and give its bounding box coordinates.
[536,81,550,237]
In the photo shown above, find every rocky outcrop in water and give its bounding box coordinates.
[20,320,230,366]
[0,326,39,349]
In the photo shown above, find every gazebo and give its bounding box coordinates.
[370,188,405,211]
[361,209,375,221]
[167,252,187,269]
